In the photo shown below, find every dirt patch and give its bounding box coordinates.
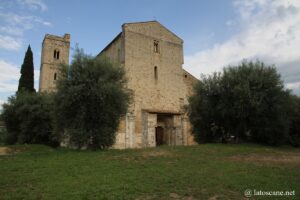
[228,153,300,167]
[135,195,157,200]
[207,195,220,200]
[0,147,14,155]
[169,193,180,199]
[168,193,198,200]
[142,149,174,158]
[105,149,175,163]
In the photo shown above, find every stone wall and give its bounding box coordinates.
[98,33,124,65]
[97,21,197,148]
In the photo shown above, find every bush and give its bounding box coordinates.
[188,60,292,146]
[288,95,300,147]
[187,72,224,143]
[1,92,58,146]
[54,48,131,150]
[0,119,7,144]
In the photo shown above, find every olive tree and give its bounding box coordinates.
[188,60,292,146]
[54,48,131,149]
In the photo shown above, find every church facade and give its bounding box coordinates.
[39,21,197,149]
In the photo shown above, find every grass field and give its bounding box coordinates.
[0,144,299,199]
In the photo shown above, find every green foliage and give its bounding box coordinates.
[288,95,300,147]
[54,48,131,149]
[1,92,57,146]
[188,60,292,146]
[188,72,224,143]
[18,45,35,93]
[0,118,6,144]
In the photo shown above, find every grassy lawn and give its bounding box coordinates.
[0,144,299,199]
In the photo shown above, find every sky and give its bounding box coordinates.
[1,0,300,108]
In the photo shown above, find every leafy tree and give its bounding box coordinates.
[1,92,57,146]
[54,48,131,150]
[188,72,224,143]
[188,60,292,146]
[288,95,300,147]
[18,45,35,93]
[0,112,8,144]
[1,96,19,144]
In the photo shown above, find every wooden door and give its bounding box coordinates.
[155,126,164,146]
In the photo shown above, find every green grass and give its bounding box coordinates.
[0,144,299,199]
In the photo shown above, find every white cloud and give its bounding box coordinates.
[184,0,300,94]
[17,0,48,12]
[0,35,22,50]
[0,13,52,30]
[286,81,300,90]
[0,82,18,93]
[0,12,52,51]
[0,99,6,107]
[0,26,23,36]
[0,0,44,98]
[0,60,19,92]
[0,59,39,93]
[0,99,7,112]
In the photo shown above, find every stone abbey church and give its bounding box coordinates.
[39,21,197,149]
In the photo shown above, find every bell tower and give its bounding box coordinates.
[39,33,70,92]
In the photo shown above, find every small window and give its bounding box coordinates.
[184,74,187,78]
[54,73,57,80]
[53,50,60,60]
[154,66,158,80]
[154,40,159,53]
[179,98,184,110]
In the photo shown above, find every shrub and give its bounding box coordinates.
[188,60,292,146]
[288,95,300,147]
[54,48,131,150]
[1,92,57,146]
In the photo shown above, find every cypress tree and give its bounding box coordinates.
[18,45,35,93]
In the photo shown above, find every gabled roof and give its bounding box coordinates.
[98,20,183,56]
[183,68,198,82]
[123,20,183,43]
[97,32,121,56]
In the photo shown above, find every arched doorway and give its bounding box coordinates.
[155,126,164,146]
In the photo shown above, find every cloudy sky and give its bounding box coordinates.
[0,0,300,108]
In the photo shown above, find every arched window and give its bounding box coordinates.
[154,40,159,53]
[154,66,158,80]
[53,49,60,60]
[54,73,57,80]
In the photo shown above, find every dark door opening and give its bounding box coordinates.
[155,126,164,146]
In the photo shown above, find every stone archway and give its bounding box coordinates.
[142,111,185,147]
